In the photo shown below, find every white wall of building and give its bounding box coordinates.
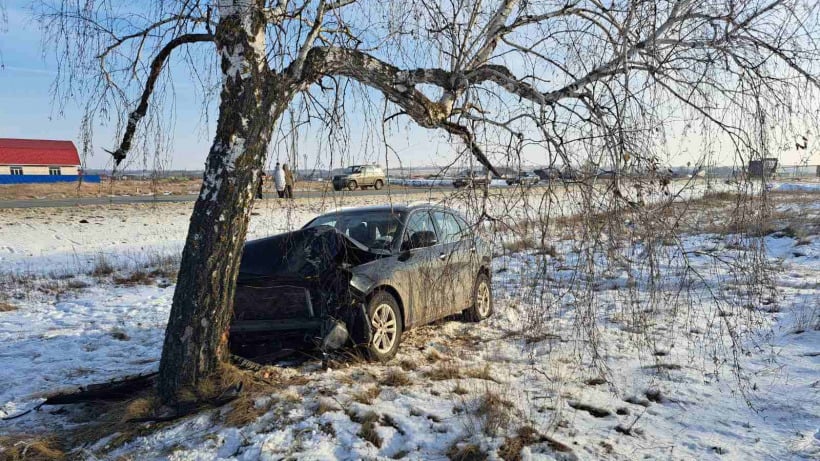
[0,165,80,175]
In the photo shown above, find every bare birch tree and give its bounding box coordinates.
[36,0,820,405]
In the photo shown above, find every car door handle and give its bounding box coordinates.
[439,253,448,260]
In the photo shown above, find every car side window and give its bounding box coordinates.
[432,211,463,244]
[402,211,437,249]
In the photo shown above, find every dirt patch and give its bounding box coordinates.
[567,400,612,418]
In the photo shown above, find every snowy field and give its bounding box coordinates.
[0,187,818,460]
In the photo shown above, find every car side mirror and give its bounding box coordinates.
[405,230,437,250]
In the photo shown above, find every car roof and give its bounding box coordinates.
[313,203,458,219]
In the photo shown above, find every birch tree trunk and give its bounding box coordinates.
[157,0,280,403]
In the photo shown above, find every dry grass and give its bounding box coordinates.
[424,361,462,381]
[446,442,486,461]
[0,177,395,201]
[0,301,18,312]
[0,435,65,460]
[452,382,469,395]
[476,390,514,436]
[113,270,156,286]
[503,237,539,253]
[399,359,418,371]
[223,395,272,427]
[316,397,341,415]
[90,254,115,277]
[463,364,498,382]
[351,386,381,405]
[380,368,412,387]
[355,411,382,448]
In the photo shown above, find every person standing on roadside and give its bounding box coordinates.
[256,171,266,199]
[283,163,295,199]
[273,162,286,198]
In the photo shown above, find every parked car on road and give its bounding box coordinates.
[229,204,493,362]
[506,171,541,186]
[332,165,386,191]
[453,173,490,188]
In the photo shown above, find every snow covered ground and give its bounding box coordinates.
[0,189,818,460]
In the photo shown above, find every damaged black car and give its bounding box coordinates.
[229,204,493,362]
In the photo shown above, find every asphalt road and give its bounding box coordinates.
[0,187,441,209]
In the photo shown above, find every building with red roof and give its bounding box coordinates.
[0,138,82,181]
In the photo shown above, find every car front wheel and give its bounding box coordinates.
[347,180,358,191]
[464,272,493,322]
[364,291,403,362]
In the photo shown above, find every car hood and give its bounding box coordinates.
[238,226,383,281]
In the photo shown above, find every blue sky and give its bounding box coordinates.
[2,1,816,172]
[0,2,221,170]
[0,1,452,172]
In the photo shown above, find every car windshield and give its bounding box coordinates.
[306,209,405,251]
[347,166,363,174]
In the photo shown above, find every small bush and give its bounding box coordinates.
[0,301,17,312]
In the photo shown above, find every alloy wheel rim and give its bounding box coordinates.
[371,304,397,353]
[477,282,491,317]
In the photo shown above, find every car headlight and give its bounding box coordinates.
[349,273,373,295]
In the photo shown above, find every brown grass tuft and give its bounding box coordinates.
[90,254,115,277]
[0,301,18,312]
[380,368,412,387]
[399,359,418,371]
[446,442,486,461]
[503,237,538,253]
[223,395,271,427]
[121,396,159,422]
[0,436,65,460]
[113,270,155,286]
[452,383,469,395]
[358,415,382,448]
[424,361,461,381]
[463,364,497,382]
[476,390,514,436]
[352,386,381,405]
[499,426,547,461]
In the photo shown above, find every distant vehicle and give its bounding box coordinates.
[534,167,576,181]
[229,204,493,362]
[506,171,541,186]
[748,158,778,178]
[333,165,386,191]
[453,172,490,188]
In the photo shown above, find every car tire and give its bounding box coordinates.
[464,272,493,322]
[347,180,358,191]
[364,291,403,362]
[374,179,384,190]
